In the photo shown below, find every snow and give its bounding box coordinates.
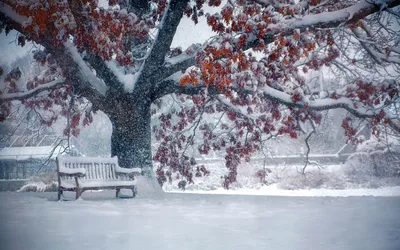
[105,61,137,92]
[64,41,108,96]
[115,164,142,174]
[284,0,373,29]
[58,155,119,165]
[57,156,141,174]
[0,31,33,69]
[60,179,136,189]
[1,191,400,250]
[0,146,65,161]
[0,77,65,101]
[0,2,29,26]
[171,184,400,197]
[58,165,86,176]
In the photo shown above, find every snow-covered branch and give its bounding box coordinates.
[0,2,28,26]
[0,78,65,102]
[254,85,400,133]
[63,41,108,96]
[154,75,400,133]
[85,53,125,92]
[278,0,400,32]
[161,46,202,80]
[352,28,400,64]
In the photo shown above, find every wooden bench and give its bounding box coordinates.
[56,156,141,200]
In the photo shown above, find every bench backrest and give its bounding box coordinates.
[57,156,123,180]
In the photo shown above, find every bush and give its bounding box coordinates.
[278,170,347,190]
[344,140,400,179]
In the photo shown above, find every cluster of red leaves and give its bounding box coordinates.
[255,168,271,183]
[4,0,76,41]
[153,95,210,187]
[168,0,368,188]
[4,0,170,66]
[346,80,399,108]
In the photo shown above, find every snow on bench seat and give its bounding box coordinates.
[58,164,86,176]
[60,179,137,189]
[56,156,141,200]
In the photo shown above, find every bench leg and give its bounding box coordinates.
[76,188,81,200]
[131,186,137,198]
[116,188,120,198]
[58,188,62,201]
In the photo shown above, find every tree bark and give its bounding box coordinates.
[108,97,153,177]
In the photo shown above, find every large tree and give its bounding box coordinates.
[1,0,399,188]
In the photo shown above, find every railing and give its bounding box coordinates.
[0,160,56,180]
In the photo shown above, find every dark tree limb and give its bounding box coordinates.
[134,0,190,90]
[84,53,125,93]
[128,0,151,15]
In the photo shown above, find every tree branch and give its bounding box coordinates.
[153,77,400,134]
[65,0,126,92]
[273,0,400,32]
[128,0,151,15]
[0,78,65,103]
[134,0,189,90]
[84,53,125,92]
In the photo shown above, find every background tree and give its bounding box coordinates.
[1,0,399,188]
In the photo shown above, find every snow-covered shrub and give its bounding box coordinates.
[343,135,400,179]
[18,172,58,192]
[343,152,377,178]
[278,170,347,190]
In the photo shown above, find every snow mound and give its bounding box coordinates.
[135,175,165,198]
[18,181,58,192]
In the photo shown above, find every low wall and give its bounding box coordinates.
[0,180,27,191]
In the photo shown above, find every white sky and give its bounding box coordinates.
[0,30,35,69]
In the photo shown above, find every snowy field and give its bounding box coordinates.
[1,191,400,250]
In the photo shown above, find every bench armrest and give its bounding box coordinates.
[115,165,142,175]
[58,166,86,177]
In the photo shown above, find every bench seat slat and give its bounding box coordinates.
[60,179,136,189]
[59,163,86,176]
[103,164,107,179]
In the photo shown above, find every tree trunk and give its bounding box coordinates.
[108,99,153,177]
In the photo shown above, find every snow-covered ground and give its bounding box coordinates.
[170,184,400,197]
[1,191,400,250]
